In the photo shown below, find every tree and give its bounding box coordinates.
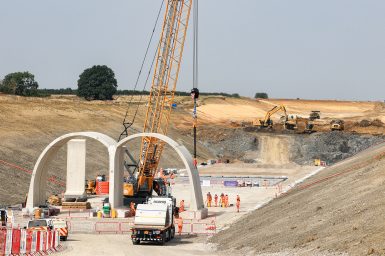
[0,72,39,96]
[254,92,268,99]
[77,65,118,100]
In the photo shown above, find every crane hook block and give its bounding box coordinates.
[191,88,200,99]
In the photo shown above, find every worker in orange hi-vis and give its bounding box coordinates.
[177,216,183,235]
[179,200,185,212]
[225,194,229,208]
[236,195,240,213]
[130,202,136,217]
[214,194,218,207]
[220,193,225,207]
[207,192,212,207]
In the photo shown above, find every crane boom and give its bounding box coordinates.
[137,0,192,195]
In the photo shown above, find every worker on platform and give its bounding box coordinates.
[225,194,229,208]
[207,192,212,207]
[214,194,218,207]
[179,200,185,212]
[236,195,240,213]
[130,202,136,217]
[177,216,183,235]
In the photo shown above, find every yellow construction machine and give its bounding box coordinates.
[118,0,193,202]
[255,105,298,130]
[255,105,288,128]
[330,119,344,131]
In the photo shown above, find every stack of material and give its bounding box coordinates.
[62,202,91,209]
[48,195,62,206]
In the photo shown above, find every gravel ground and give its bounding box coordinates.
[211,141,385,256]
[290,132,385,165]
[202,128,385,166]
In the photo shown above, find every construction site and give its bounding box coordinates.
[1,1,385,256]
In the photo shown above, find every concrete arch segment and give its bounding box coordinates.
[116,133,207,218]
[26,132,116,211]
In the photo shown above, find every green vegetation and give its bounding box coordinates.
[0,72,39,96]
[38,89,241,98]
[254,92,268,99]
[77,65,118,100]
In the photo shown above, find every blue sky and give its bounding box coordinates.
[1,0,385,100]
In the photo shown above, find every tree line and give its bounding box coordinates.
[0,65,267,100]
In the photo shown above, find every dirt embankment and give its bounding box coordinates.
[211,142,385,256]
[196,97,385,135]
[1,95,384,206]
[0,95,214,206]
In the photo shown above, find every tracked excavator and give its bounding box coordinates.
[254,105,316,133]
[254,105,287,128]
[254,105,296,130]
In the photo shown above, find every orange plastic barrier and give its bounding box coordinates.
[96,181,109,195]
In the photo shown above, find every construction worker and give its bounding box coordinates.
[177,216,183,235]
[179,200,185,212]
[225,194,229,208]
[170,172,175,185]
[214,194,218,207]
[236,195,240,212]
[207,192,212,207]
[220,193,225,207]
[130,202,136,217]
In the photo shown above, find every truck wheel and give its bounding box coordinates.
[160,233,166,245]
[132,240,140,245]
[166,230,171,242]
[171,227,175,239]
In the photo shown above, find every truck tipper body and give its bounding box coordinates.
[131,197,175,245]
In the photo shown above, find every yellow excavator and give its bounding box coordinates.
[254,105,316,132]
[253,105,291,129]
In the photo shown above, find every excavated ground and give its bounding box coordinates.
[211,142,385,256]
[1,95,385,206]
[2,95,385,255]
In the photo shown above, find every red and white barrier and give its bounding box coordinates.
[0,228,61,255]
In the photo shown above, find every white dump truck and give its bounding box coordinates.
[131,197,176,245]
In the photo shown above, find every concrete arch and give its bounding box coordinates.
[26,132,117,211]
[114,133,206,214]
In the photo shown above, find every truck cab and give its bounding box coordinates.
[52,219,69,241]
[131,197,176,245]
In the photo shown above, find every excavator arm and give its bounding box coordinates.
[260,105,288,127]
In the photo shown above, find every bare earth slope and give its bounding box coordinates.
[197,97,385,134]
[1,94,384,206]
[0,95,213,205]
[211,142,385,255]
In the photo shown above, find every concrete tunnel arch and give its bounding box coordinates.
[113,133,205,213]
[26,131,206,217]
[26,132,117,211]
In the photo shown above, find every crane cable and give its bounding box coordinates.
[118,0,165,141]
[191,0,200,167]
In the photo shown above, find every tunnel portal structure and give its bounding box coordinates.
[25,132,207,218]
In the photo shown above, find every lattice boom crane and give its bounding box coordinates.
[130,0,193,197]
